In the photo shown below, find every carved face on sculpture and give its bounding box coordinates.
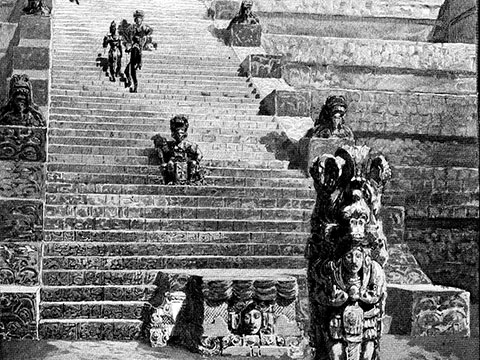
[241,0,254,16]
[170,115,189,143]
[8,75,33,111]
[331,106,346,132]
[242,308,262,334]
[342,247,364,275]
[134,11,144,25]
[341,189,371,241]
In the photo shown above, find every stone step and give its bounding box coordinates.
[44,204,310,222]
[44,216,310,233]
[41,255,306,271]
[42,242,305,258]
[44,230,308,244]
[49,105,259,117]
[47,121,275,136]
[38,319,143,340]
[50,94,258,106]
[52,61,239,71]
[46,162,304,178]
[53,54,239,65]
[46,171,311,188]
[47,114,279,130]
[45,186,314,204]
[47,152,277,166]
[262,34,477,73]
[40,301,145,320]
[50,87,254,99]
[52,48,233,57]
[52,66,240,77]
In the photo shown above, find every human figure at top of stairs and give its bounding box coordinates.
[103,21,123,82]
[122,10,153,93]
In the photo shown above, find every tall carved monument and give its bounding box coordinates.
[306,144,391,360]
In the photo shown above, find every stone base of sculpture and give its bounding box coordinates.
[229,24,262,46]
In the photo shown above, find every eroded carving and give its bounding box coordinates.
[0,293,37,340]
[0,74,45,127]
[0,243,38,286]
[0,161,44,198]
[227,0,260,29]
[150,291,186,347]
[0,200,43,242]
[23,0,51,16]
[151,115,204,185]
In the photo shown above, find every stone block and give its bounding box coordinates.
[385,244,432,285]
[260,90,311,117]
[240,54,282,78]
[0,199,43,242]
[0,242,39,285]
[0,22,17,50]
[0,288,39,340]
[19,15,50,39]
[0,161,45,199]
[386,284,470,336]
[211,0,240,19]
[39,320,142,340]
[13,46,49,70]
[229,24,261,47]
[0,126,46,162]
[149,271,309,356]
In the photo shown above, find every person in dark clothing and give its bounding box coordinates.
[103,21,123,82]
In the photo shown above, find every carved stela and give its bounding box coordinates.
[306,144,392,360]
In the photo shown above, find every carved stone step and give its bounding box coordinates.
[41,255,307,271]
[42,241,305,260]
[52,67,239,77]
[43,230,308,244]
[38,319,143,340]
[41,286,155,302]
[40,301,146,320]
[44,216,310,233]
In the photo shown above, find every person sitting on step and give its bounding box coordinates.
[151,115,204,185]
[227,0,260,30]
[103,21,123,82]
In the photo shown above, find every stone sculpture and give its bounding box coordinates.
[306,144,391,360]
[227,0,260,29]
[23,0,51,16]
[306,95,354,140]
[102,21,123,82]
[122,10,154,92]
[0,74,45,127]
[151,115,204,185]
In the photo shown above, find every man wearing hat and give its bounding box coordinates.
[123,10,153,92]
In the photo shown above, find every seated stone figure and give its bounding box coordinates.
[306,95,354,140]
[0,74,45,127]
[103,21,123,82]
[227,0,260,30]
[23,0,51,16]
[151,115,204,185]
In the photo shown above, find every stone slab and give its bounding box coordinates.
[0,161,45,199]
[283,63,477,95]
[240,54,282,78]
[0,199,43,243]
[0,242,39,286]
[262,34,477,72]
[19,14,50,39]
[0,22,17,50]
[0,288,39,340]
[211,0,240,19]
[386,284,470,337]
[13,46,49,70]
[229,24,262,47]
[385,244,432,285]
[260,90,311,117]
[38,320,142,340]
[0,126,47,162]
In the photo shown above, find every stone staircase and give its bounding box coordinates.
[40,0,312,339]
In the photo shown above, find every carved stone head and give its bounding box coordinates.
[134,10,144,25]
[170,115,189,143]
[239,302,265,335]
[8,74,33,111]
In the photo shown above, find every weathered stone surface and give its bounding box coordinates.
[40,302,144,320]
[19,14,51,39]
[253,0,443,19]
[229,24,262,47]
[0,161,45,198]
[385,244,432,285]
[41,286,155,302]
[13,46,49,70]
[0,126,47,162]
[211,0,240,19]
[386,284,470,336]
[0,242,39,285]
[430,0,477,44]
[30,78,48,106]
[406,224,479,302]
[306,137,354,170]
[283,63,477,95]
[262,34,477,72]
[39,321,142,340]
[260,90,311,117]
[381,206,406,244]
[0,200,43,242]
[0,22,17,50]
[308,90,477,138]
[0,291,38,340]
[240,54,282,78]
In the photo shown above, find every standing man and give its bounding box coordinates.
[123,10,153,93]
[103,21,123,82]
